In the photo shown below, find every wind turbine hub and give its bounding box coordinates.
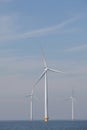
[44,67,48,71]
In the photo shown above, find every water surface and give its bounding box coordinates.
[0,120,87,130]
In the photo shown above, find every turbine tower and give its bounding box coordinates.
[70,89,75,121]
[33,55,63,122]
[66,88,76,121]
[26,90,34,121]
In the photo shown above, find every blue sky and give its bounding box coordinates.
[0,0,87,120]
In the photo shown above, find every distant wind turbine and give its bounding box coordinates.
[33,54,64,122]
[65,88,76,121]
[26,90,39,121]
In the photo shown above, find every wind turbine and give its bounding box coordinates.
[33,55,64,122]
[26,90,39,121]
[26,90,34,121]
[65,88,76,121]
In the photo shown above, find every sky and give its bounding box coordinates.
[0,0,87,120]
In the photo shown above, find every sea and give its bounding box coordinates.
[0,120,87,130]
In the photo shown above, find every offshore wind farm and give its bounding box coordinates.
[26,54,77,122]
[0,0,87,129]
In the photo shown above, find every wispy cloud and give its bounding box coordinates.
[19,16,80,38]
[0,16,80,41]
[65,44,87,52]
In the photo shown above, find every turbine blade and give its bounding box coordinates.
[42,55,47,68]
[40,45,47,68]
[48,68,64,73]
[33,70,46,87]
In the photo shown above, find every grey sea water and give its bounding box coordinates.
[0,120,87,130]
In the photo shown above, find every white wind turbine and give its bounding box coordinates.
[33,55,64,122]
[26,90,39,121]
[65,88,76,121]
[26,90,34,121]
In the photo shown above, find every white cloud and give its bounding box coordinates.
[18,16,80,39]
[25,20,69,34]
[0,16,80,41]
[65,44,87,52]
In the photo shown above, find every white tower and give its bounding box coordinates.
[65,89,76,121]
[33,56,63,122]
[26,90,34,121]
